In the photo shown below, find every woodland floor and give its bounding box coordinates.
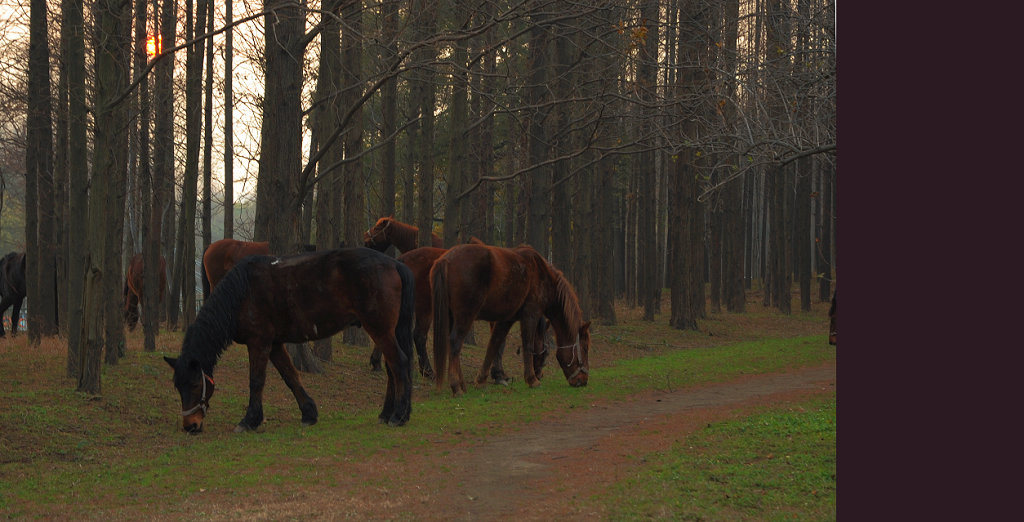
[1,290,836,520]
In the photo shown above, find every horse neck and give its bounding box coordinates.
[542,270,582,345]
[389,221,420,252]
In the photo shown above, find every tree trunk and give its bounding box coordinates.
[223,0,234,240]
[637,1,659,321]
[525,14,550,255]
[379,0,398,221]
[135,0,158,352]
[26,0,58,342]
[341,0,369,349]
[413,0,438,249]
[255,0,322,373]
[444,6,469,247]
[201,0,214,261]
[155,0,176,328]
[80,0,129,393]
[65,0,87,377]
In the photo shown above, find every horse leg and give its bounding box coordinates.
[414,308,434,380]
[0,297,12,337]
[476,321,513,385]
[368,329,411,426]
[369,346,383,371]
[519,315,541,388]
[269,343,318,426]
[448,321,474,396]
[237,343,272,432]
[10,297,23,336]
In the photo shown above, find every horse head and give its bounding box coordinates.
[363,217,393,251]
[554,320,590,387]
[164,356,216,434]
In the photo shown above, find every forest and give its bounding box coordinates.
[0,0,836,395]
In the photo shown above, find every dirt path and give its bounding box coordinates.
[196,362,835,520]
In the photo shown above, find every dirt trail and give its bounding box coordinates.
[425,363,836,520]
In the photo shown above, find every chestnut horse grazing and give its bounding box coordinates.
[431,243,590,396]
[164,247,415,433]
[201,238,270,299]
[363,216,442,253]
[369,238,488,379]
[123,253,167,330]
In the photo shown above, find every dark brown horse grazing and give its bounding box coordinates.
[164,247,415,433]
[201,238,270,299]
[0,252,26,337]
[828,291,837,345]
[123,253,167,330]
[431,243,590,396]
[363,216,443,253]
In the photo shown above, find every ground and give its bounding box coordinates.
[178,362,835,520]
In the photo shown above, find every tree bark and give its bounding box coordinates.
[223,0,234,240]
[26,0,58,342]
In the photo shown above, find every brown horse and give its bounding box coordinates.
[363,216,442,253]
[123,253,167,330]
[431,243,590,396]
[369,238,501,379]
[828,291,837,345]
[164,247,415,433]
[201,238,270,299]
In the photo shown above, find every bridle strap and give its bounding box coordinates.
[556,334,588,378]
[181,371,214,417]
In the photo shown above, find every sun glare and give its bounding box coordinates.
[146,34,160,57]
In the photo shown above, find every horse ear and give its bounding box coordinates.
[163,356,177,369]
[582,320,591,331]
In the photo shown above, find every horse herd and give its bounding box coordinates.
[164,217,592,434]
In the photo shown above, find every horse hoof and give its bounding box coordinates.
[234,424,253,433]
[301,418,318,426]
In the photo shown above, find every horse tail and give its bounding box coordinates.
[394,260,415,378]
[200,255,210,300]
[431,258,450,391]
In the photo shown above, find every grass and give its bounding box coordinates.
[605,396,836,520]
[0,293,835,518]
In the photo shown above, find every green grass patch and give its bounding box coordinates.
[606,396,836,521]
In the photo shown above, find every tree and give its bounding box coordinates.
[412,0,438,249]
[25,0,57,343]
[64,0,88,379]
[223,0,235,240]
[79,0,130,393]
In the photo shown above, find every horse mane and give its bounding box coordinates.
[515,246,582,332]
[180,255,263,373]
[551,266,583,333]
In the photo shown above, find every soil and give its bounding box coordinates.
[183,361,836,521]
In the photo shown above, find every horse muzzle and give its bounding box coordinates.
[567,366,589,387]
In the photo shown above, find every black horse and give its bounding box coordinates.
[0,252,26,337]
[164,247,415,433]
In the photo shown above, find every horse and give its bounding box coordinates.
[163,247,415,433]
[201,238,271,299]
[0,252,26,337]
[123,253,167,330]
[431,243,590,396]
[369,237,525,380]
[828,291,837,346]
[363,216,443,253]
